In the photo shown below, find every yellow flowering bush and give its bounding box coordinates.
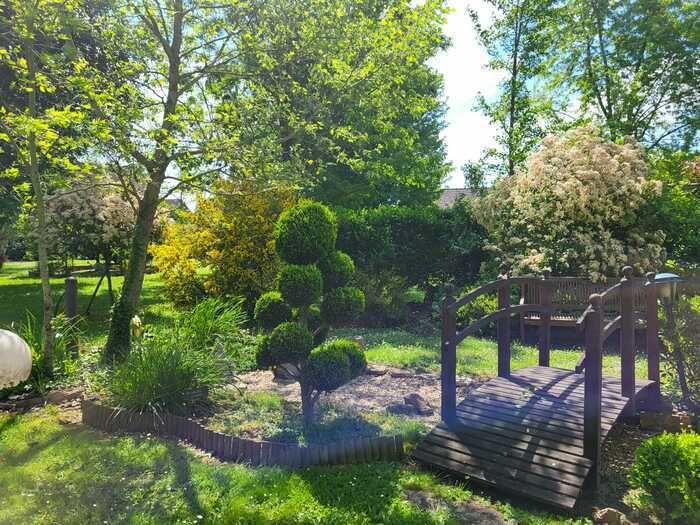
[476,126,665,280]
[150,182,295,306]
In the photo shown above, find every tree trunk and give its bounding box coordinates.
[25,35,54,376]
[300,380,316,430]
[102,174,162,361]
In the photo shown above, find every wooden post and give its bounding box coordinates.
[620,266,636,413]
[645,272,661,400]
[583,294,603,489]
[538,271,551,367]
[64,276,79,357]
[497,274,510,377]
[440,284,457,426]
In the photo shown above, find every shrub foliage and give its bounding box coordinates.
[274,201,337,264]
[629,432,700,523]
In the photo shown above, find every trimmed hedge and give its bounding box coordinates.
[266,322,314,364]
[335,202,486,290]
[321,286,365,324]
[318,250,354,290]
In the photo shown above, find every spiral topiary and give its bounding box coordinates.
[266,322,314,364]
[278,264,323,307]
[321,286,365,324]
[318,250,354,290]
[275,201,337,264]
[254,291,292,330]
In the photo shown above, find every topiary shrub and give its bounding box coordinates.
[254,291,292,330]
[318,250,354,290]
[629,432,700,523]
[255,201,365,428]
[321,339,366,377]
[321,286,365,324]
[274,201,337,264]
[278,264,323,307]
[267,322,314,364]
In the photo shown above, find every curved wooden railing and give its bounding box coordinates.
[576,268,661,487]
[440,273,554,424]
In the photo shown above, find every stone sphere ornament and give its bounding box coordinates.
[0,329,32,389]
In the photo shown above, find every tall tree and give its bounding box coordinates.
[0,0,101,373]
[468,0,561,179]
[219,0,450,207]
[81,0,257,360]
[553,0,699,149]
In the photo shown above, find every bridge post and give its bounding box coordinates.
[583,293,603,489]
[645,272,661,401]
[620,266,636,413]
[538,271,551,367]
[497,274,510,378]
[441,284,457,426]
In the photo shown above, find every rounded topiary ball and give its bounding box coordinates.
[304,343,351,392]
[254,291,292,330]
[275,201,337,264]
[266,322,314,364]
[321,286,365,324]
[255,335,274,369]
[278,264,323,307]
[318,250,354,290]
[322,339,366,378]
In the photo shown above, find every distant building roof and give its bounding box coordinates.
[437,188,474,209]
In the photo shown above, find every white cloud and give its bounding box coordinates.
[431,0,502,188]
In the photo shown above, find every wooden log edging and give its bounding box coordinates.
[81,399,404,467]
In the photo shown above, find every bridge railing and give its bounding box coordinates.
[578,267,661,487]
[440,273,554,424]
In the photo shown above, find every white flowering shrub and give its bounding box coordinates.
[42,174,166,267]
[476,126,665,281]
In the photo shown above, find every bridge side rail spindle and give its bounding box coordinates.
[538,271,552,367]
[620,266,636,412]
[497,274,511,378]
[645,272,661,400]
[441,284,457,425]
[583,293,603,489]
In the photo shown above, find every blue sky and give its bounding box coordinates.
[433,0,501,188]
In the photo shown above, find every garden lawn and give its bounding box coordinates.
[0,261,174,348]
[334,328,648,380]
[0,407,587,525]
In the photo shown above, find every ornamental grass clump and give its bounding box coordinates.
[254,201,366,428]
[476,126,665,280]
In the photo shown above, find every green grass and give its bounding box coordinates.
[207,390,428,446]
[334,328,648,379]
[0,407,586,525]
[0,261,175,348]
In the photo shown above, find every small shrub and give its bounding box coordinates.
[278,264,323,307]
[304,344,351,392]
[324,339,366,377]
[275,201,337,264]
[109,337,224,415]
[266,322,314,364]
[321,286,365,324]
[318,250,354,289]
[629,432,700,523]
[254,291,292,330]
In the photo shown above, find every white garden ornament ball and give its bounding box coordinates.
[0,329,32,389]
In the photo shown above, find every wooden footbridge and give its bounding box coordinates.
[413,267,663,510]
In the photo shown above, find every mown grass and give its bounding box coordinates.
[0,261,174,348]
[0,407,587,525]
[335,327,648,379]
